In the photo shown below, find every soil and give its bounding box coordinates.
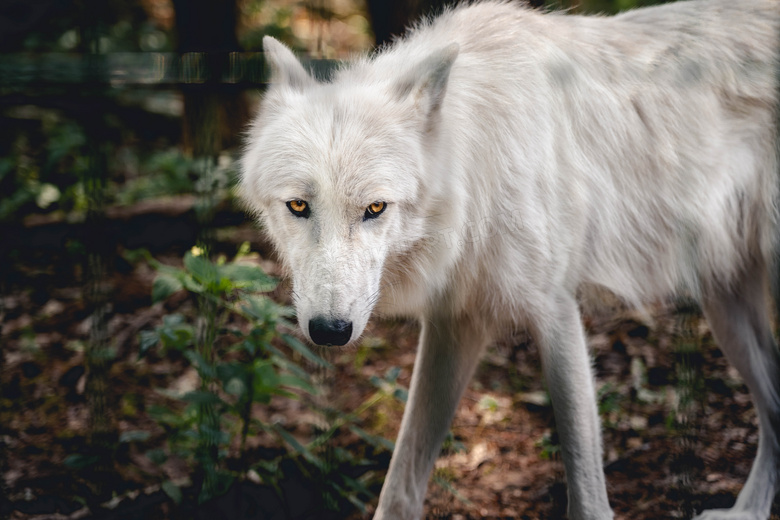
[2,201,779,520]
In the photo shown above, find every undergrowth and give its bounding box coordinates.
[136,242,407,514]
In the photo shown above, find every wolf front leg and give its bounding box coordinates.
[374,311,489,520]
[532,293,614,520]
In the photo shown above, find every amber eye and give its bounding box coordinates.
[364,201,387,220]
[286,199,310,218]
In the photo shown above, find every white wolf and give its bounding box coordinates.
[240,0,780,518]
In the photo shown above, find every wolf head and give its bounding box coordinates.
[241,37,459,346]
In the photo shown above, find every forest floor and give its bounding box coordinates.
[2,202,780,520]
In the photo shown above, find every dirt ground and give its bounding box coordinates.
[2,213,780,520]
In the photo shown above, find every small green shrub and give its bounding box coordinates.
[138,243,402,511]
[140,243,327,502]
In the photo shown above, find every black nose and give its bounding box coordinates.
[308,317,353,346]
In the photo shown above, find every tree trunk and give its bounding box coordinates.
[172,0,248,155]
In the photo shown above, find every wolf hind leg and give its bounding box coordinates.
[696,263,780,520]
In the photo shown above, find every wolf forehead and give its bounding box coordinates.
[241,84,424,208]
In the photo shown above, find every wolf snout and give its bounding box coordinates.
[308,317,353,346]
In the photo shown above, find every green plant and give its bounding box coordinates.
[115,150,196,205]
[597,382,624,429]
[0,118,90,221]
[536,430,561,460]
[141,243,328,502]
[138,243,409,513]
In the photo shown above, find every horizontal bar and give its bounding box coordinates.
[0,52,338,88]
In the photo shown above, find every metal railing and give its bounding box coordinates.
[0,52,337,89]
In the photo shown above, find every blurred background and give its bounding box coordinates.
[4,0,776,519]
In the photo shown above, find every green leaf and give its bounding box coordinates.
[282,334,333,369]
[331,481,369,513]
[162,480,182,505]
[241,295,276,321]
[253,459,279,476]
[271,355,310,381]
[340,475,374,503]
[219,263,277,291]
[163,313,186,326]
[158,315,194,350]
[181,275,205,294]
[138,330,159,358]
[278,374,316,395]
[148,404,191,428]
[198,471,234,504]
[145,448,168,465]
[349,425,395,452]
[181,390,223,406]
[215,362,245,385]
[184,350,217,379]
[251,361,281,403]
[272,423,324,468]
[184,252,218,287]
[152,273,183,303]
[64,454,99,470]
[119,430,151,443]
[392,388,408,403]
[197,424,231,446]
[238,338,258,356]
[254,359,280,386]
[385,366,401,383]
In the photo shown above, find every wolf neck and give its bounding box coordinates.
[374,120,464,318]
[377,87,524,324]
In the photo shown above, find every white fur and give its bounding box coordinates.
[241,1,780,518]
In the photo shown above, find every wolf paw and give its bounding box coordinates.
[692,509,765,520]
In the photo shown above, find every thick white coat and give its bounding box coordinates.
[241,1,780,519]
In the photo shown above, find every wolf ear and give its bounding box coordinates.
[263,36,314,89]
[395,43,459,119]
